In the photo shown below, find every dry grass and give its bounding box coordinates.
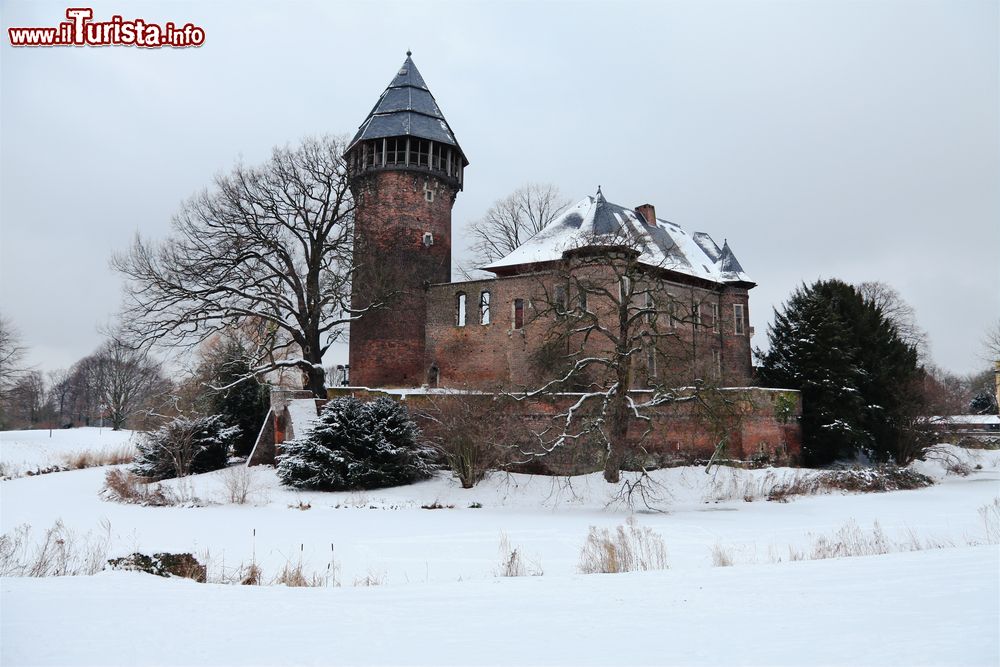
[273,560,324,587]
[710,544,735,567]
[980,497,1000,544]
[496,533,542,577]
[60,445,135,470]
[579,516,669,574]
[0,520,111,577]
[352,570,386,587]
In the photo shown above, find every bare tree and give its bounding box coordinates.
[510,229,733,484]
[4,371,52,428]
[95,338,170,430]
[113,135,366,397]
[984,319,1000,362]
[0,314,29,394]
[464,183,570,274]
[856,281,928,359]
[54,339,169,430]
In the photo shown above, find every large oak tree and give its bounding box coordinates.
[113,136,366,396]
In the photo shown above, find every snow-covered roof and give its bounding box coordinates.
[482,189,754,286]
[346,53,468,164]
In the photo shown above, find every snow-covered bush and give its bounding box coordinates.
[132,415,238,481]
[276,396,435,491]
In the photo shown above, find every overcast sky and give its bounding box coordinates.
[1,0,997,378]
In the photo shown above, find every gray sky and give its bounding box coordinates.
[2,0,997,378]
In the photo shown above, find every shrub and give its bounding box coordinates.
[578,517,669,574]
[107,552,206,582]
[276,397,435,491]
[219,465,266,505]
[132,415,239,481]
[419,394,516,489]
[101,469,176,506]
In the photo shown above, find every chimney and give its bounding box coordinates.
[635,204,656,227]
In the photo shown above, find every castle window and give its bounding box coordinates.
[428,364,439,387]
[554,285,567,317]
[734,304,746,335]
[578,286,588,314]
[479,291,491,325]
[513,298,525,330]
[667,296,677,327]
[693,303,701,327]
[412,139,430,167]
[647,346,657,379]
[372,140,384,166]
[711,303,720,332]
[619,276,631,303]
[713,349,722,379]
[386,138,405,165]
[423,231,434,246]
[645,292,655,324]
[456,292,467,327]
[425,190,434,203]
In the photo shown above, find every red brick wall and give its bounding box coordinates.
[325,386,802,474]
[424,267,754,390]
[349,170,459,388]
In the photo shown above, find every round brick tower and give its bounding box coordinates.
[345,52,468,388]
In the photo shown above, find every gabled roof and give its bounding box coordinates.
[482,189,754,287]
[347,53,468,164]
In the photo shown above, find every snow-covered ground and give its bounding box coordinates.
[1,429,998,666]
[0,427,137,478]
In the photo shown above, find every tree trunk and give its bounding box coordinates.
[305,363,326,398]
[603,386,631,483]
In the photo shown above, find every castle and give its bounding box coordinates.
[345,53,757,392]
[251,54,802,471]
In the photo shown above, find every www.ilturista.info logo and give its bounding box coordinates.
[8,8,205,48]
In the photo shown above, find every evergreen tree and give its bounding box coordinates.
[206,342,269,457]
[133,415,238,481]
[757,279,927,465]
[276,397,436,491]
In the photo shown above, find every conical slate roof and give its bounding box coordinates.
[347,53,468,164]
[483,189,754,286]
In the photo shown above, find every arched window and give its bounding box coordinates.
[480,291,491,325]
[456,292,467,327]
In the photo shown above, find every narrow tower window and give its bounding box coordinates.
[480,291,491,325]
[513,298,525,330]
[734,304,746,335]
[456,292,467,327]
[711,303,720,332]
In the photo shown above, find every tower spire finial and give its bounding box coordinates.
[406,49,412,57]
[595,185,605,203]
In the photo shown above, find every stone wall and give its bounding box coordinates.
[326,386,802,475]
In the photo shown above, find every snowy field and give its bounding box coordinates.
[1,428,999,666]
[0,427,137,478]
